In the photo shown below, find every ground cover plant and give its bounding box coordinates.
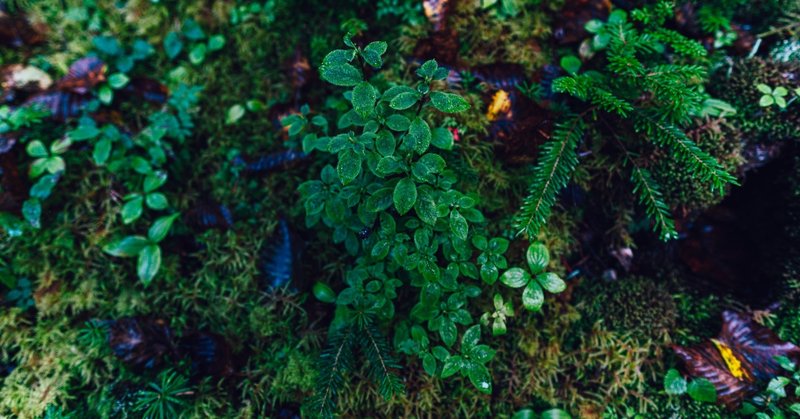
[0,0,799,418]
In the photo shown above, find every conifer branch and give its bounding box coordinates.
[628,163,678,241]
[513,114,586,238]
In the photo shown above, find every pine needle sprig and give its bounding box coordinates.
[513,114,586,238]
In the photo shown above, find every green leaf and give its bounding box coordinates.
[67,125,101,141]
[312,282,337,303]
[137,244,162,285]
[774,86,789,96]
[776,96,787,108]
[108,73,130,89]
[480,264,499,284]
[164,32,183,59]
[337,149,362,185]
[322,49,355,66]
[415,187,438,225]
[465,362,492,394]
[560,55,582,74]
[22,199,40,228]
[121,196,144,224]
[429,92,470,113]
[352,82,378,117]
[450,210,468,241]
[687,378,717,403]
[44,157,65,174]
[147,213,179,242]
[366,187,394,212]
[500,268,530,288]
[422,353,437,376]
[663,369,687,395]
[441,355,462,378]
[143,171,167,193]
[103,235,148,257]
[26,140,48,158]
[536,272,566,293]
[386,114,411,131]
[189,43,207,64]
[98,85,113,104]
[207,35,225,51]
[522,280,544,311]
[320,63,362,87]
[226,104,246,125]
[49,138,71,155]
[759,95,775,107]
[389,92,421,110]
[393,177,417,215]
[408,117,432,154]
[767,376,790,398]
[756,83,773,94]
[540,409,572,419]
[526,242,550,274]
[417,59,438,78]
[431,127,454,150]
[461,325,480,350]
[93,138,112,165]
[145,192,168,210]
[440,317,457,347]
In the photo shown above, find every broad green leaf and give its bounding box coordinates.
[226,104,245,125]
[422,353,437,376]
[511,409,536,419]
[386,114,411,131]
[352,82,378,117]
[98,85,113,104]
[164,32,183,59]
[541,409,572,419]
[93,138,112,165]
[364,41,388,56]
[522,280,544,311]
[26,140,48,158]
[137,244,162,284]
[480,263,499,284]
[408,117,431,154]
[499,267,530,288]
[103,235,148,257]
[465,362,492,394]
[320,63,362,87]
[417,59,438,78]
[145,192,168,210]
[441,355,462,378]
[108,73,130,89]
[322,49,356,66]
[389,92,421,110]
[147,213,179,242]
[560,55,582,74]
[44,157,65,174]
[687,378,717,403]
[526,242,550,273]
[393,177,417,215]
[759,95,774,107]
[429,92,470,113]
[440,317,457,347]
[663,369,687,395]
[121,196,144,224]
[461,324,480,350]
[366,187,394,212]
[536,272,566,293]
[431,127,454,150]
[68,125,100,141]
[207,35,225,51]
[450,210,468,241]
[312,282,337,303]
[415,186,438,225]
[337,149,362,185]
[143,171,168,193]
[22,199,40,228]
[189,43,207,64]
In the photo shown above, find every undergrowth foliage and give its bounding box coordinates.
[514,2,739,241]
[292,34,565,416]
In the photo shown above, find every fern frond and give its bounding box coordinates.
[360,322,405,400]
[307,324,356,419]
[513,115,585,238]
[634,114,738,191]
[628,163,678,241]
